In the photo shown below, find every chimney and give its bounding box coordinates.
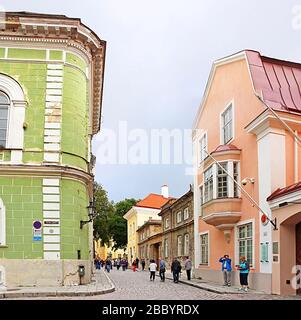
[161,185,169,198]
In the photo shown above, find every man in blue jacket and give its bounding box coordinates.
[219,254,232,286]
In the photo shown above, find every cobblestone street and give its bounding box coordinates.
[8,269,301,300]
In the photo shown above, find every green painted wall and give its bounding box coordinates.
[61,179,89,260]
[0,176,43,259]
[0,60,47,151]
[61,66,89,163]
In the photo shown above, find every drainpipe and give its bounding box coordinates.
[295,130,299,183]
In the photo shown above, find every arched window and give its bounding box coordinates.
[0,198,6,246]
[0,92,10,149]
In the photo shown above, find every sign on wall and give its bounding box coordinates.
[33,220,42,241]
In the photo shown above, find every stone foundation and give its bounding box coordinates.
[194,268,272,294]
[0,259,92,288]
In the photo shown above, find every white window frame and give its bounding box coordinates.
[235,219,255,267]
[184,234,189,256]
[220,101,234,145]
[199,184,204,216]
[199,132,208,165]
[183,207,189,220]
[0,198,6,246]
[164,239,168,258]
[177,235,182,256]
[0,74,27,150]
[165,217,170,229]
[200,231,209,266]
[217,162,228,198]
[204,166,214,203]
[176,211,182,223]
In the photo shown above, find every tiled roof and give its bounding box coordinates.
[246,50,301,114]
[213,144,240,153]
[267,182,301,201]
[136,193,174,209]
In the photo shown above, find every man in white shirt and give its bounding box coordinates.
[149,259,157,281]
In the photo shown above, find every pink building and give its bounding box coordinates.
[192,50,301,295]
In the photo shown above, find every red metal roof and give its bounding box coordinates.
[136,194,173,209]
[246,50,301,114]
[213,144,240,153]
[267,181,301,201]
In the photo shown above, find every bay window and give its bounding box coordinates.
[204,166,213,202]
[217,162,228,198]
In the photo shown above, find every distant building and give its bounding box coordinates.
[159,187,194,269]
[192,50,301,295]
[123,185,173,262]
[0,12,105,288]
[137,219,162,268]
[94,239,126,260]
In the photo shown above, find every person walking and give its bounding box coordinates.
[116,258,121,271]
[237,256,250,292]
[105,258,112,273]
[149,259,157,281]
[171,257,181,283]
[135,257,140,269]
[184,256,192,281]
[159,258,166,282]
[219,254,232,286]
[121,258,126,271]
[132,259,137,272]
[141,259,146,271]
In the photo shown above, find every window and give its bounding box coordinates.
[233,162,239,198]
[0,198,5,246]
[184,234,189,255]
[217,162,228,198]
[221,104,233,144]
[200,234,208,265]
[238,223,253,265]
[199,133,207,163]
[0,92,9,148]
[164,239,168,258]
[204,166,213,203]
[165,218,170,229]
[183,207,189,220]
[177,235,182,256]
[176,211,182,223]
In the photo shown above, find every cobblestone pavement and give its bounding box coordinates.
[8,268,301,300]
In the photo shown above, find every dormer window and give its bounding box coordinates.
[0,92,9,149]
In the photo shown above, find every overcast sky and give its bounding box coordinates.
[1,0,301,202]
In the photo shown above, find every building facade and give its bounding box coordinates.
[123,185,172,263]
[137,219,162,268]
[192,50,301,295]
[160,188,194,269]
[0,12,105,288]
[94,239,126,260]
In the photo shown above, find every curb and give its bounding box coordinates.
[0,270,115,299]
[158,274,251,295]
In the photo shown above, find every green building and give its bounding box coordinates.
[0,12,106,288]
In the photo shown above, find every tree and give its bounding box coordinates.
[93,183,114,246]
[109,198,138,249]
[93,182,139,250]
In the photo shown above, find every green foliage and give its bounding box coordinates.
[93,182,138,250]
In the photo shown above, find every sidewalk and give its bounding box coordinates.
[161,272,265,294]
[0,269,115,299]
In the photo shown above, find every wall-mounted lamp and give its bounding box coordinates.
[80,198,97,229]
[241,177,255,186]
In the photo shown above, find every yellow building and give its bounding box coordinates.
[123,186,173,263]
[94,239,126,260]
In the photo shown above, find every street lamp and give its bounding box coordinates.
[80,198,97,229]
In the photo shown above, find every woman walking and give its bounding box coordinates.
[237,256,250,292]
[149,259,157,281]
